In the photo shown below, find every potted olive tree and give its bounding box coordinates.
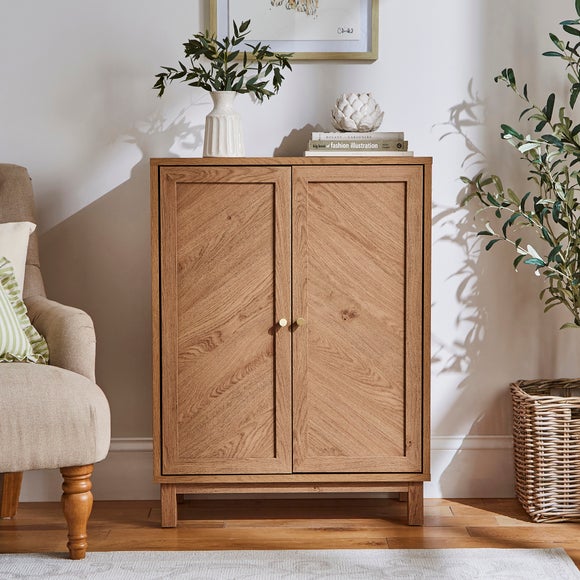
[154,20,292,157]
[463,0,580,523]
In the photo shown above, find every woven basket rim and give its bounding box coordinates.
[511,378,580,385]
[511,378,580,402]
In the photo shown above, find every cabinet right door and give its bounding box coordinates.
[292,165,425,473]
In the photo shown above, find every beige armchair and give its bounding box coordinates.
[0,164,110,559]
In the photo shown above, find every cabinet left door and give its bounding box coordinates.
[155,165,292,475]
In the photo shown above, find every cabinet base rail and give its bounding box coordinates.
[159,481,424,528]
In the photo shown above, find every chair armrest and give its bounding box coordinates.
[24,295,96,382]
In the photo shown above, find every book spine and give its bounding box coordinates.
[304,150,414,157]
[311,131,404,141]
[309,140,407,151]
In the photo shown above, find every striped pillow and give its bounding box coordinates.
[0,257,49,363]
[0,221,36,299]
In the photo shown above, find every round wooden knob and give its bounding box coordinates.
[296,318,306,327]
[278,318,288,327]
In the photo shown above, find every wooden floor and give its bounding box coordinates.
[1,497,579,569]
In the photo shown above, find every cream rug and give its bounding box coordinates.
[0,548,578,579]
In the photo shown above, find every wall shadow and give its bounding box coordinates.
[433,81,513,433]
[274,123,325,157]
[431,80,544,497]
[39,112,201,437]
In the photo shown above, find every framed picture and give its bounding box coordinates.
[209,0,378,61]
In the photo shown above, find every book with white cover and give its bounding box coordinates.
[311,131,405,141]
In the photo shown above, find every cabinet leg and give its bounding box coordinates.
[407,482,424,526]
[161,484,178,528]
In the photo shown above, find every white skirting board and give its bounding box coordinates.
[17,436,515,502]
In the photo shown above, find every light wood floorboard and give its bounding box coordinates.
[0,498,578,570]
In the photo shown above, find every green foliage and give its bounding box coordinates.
[153,20,293,103]
[463,7,580,328]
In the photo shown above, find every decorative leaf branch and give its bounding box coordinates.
[153,20,293,103]
[462,2,580,328]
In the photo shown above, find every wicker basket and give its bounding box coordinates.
[511,379,580,522]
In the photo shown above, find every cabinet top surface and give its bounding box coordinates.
[150,156,432,167]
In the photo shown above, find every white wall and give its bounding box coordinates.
[2,0,579,500]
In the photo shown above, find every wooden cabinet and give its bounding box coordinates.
[151,157,431,528]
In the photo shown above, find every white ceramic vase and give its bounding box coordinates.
[203,91,245,157]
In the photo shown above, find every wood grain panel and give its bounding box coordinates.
[151,157,432,168]
[153,472,429,484]
[293,165,424,473]
[159,166,291,475]
[422,163,432,479]
[151,162,162,479]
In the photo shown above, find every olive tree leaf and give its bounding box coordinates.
[153,19,293,101]
[564,23,580,36]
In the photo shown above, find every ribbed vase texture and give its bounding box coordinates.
[203,91,245,157]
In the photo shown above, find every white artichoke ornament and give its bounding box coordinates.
[330,92,384,132]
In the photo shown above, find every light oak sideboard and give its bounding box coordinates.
[151,157,431,527]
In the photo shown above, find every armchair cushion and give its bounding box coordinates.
[0,364,110,472]
[0,257,49,363]
[0,221,36,298]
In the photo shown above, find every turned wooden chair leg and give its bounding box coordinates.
[60,464,94,560]
[0,472,23,519]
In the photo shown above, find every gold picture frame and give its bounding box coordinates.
[209,0,378,61]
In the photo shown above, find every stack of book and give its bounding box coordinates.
[304,131,413,157]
